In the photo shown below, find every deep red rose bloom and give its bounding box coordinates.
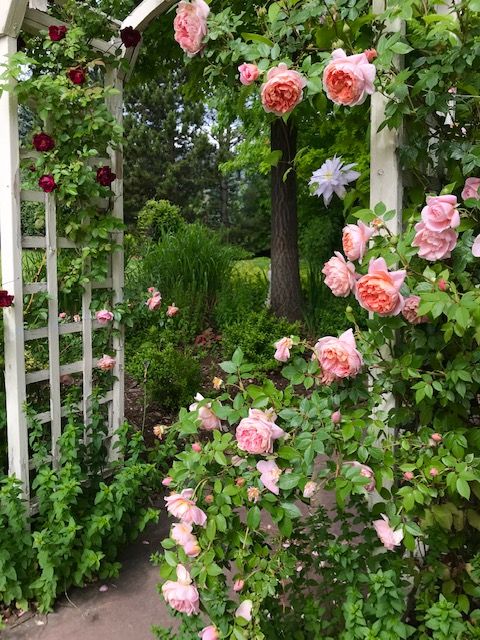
[33,132,55,152]
[0,291,14,308]
[38,175,57,193]
[96,166,116,187]
[68,67,86,85]
[49,25,67,41]
[120,26,141,48]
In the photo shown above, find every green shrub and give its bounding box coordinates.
[215,266,269,328]
[127,341,201,410]
[137,199,185,242]
[221,310,300,372]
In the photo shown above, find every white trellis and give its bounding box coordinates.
[0,0,174,505]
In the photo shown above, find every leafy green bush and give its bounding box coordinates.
[126,223,242,340]
[215,267,269,328]
[221,310,300,372]
[127,341,201,410]
[137,199,185,242]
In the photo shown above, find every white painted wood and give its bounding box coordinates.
[45,191,62,466]
[82,281,93,428]
[28,1,48,11]
[21,189,45,203]
[23,282,47,294]
[0,1,28,37]
[121,0,177,31]
[0,35,30,496]
[105,67,125,458]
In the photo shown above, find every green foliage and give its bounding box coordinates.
[137,199,185,242]
[127,341,201,410]
[221,310,300,372]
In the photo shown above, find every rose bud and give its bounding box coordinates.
[204,494,214,505]
[331,410,342,424]
[233,579,245,592]
[403,471,414,481]
[437,279,448,291]
[192,443,202,453]
[68,66,86,85]
[431,433,442,444]
[120,26,141,48]
[429,468,439,477]
[235,478,246,487]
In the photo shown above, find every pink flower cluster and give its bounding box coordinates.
[189,393,221,430]
[413,195,459,261]
[313,328,363,385]
[162,564,200,616]
[173,0,210,57]
[146,287,162,311]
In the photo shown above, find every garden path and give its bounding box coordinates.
[3,511,176,640]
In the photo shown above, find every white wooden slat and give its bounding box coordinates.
[22,236,46,249]
[82,281,93,428]
[26,359,85,385]
[0,35,30,497]
[106,67,125,458]
[24,326,47,341]
[92,278,113,290]
[0,1,28,37]
[45,192,62,466]
[121,0,177,31]
[21,189,45,203]
[29,391,114,429]
[24,319,107,342]
[23,281,47,294]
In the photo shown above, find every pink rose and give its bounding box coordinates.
[189,393,221,431]
[192,443,202,453]
[58,312,67,319]
[342,221,374,261]
[167,303,179,317]
[403,471,414,481]
[238,63,259,85]
[146,288,162,311]
[165,489,207,527]
[97,354,116,371]
[303,481,318,499]
[257,460,282,495]
[313,328,363,385]
[274,337,293,363]
[412,222,458,261]
[162,477,173,487]
[472,234,480,257]
[236,600,253,621]
[247,487,260,502]
[199,627,219,640]
[233,579,245,592]
[96,309,114,325]
[331,410,342,424]
[344,461,375,492]
[322,252,356,297]
[373,515,403,551]
[73,314,81,323]
[171,522,201,557]
[462,177,480,201]
[261,63,307,117]
[437,278,448,291]
[174,0,210,57]
[421,195,459,232]
[236,409,285,454]
[430,467,439,477]
[323,48,376,107]
[355,257,406,316]
[162,564,200,615]
[402,296,428,325]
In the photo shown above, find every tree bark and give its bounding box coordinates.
[270,118,302,321]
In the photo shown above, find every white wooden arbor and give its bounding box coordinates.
[0,0,174,504]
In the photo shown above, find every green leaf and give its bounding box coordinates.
[277,446,300,461]
[220,361,237,374]
[457,478,471,499]
[280,501,302,519]
[278,474,300,490]
[241,32,274,47]
[390,42,413,54]
[247,506,261,530]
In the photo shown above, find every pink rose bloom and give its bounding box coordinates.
[257,460,282,495]
[97,354,116,371]
[472,234,480,257]
[322,252,356,297]
[165,488,207,527]
[323,48,376,107]
[192,443,202,453]
[331,410,342,424]
[462,177,480,201]
[199,627,219,640]
[437,278,448,291]
[146,288,162,311]
[171,522,201,557]
[167,303,179,317]
[261,63,307,116]
[313,328,363,385]
[403,471,414,481]
[236,409,285,454]
[431,433,442,443]
[430,467,439,477]
[345,461,375,492]
[162,477,173,487]
[355,257,406,316]
[233,579,245,592]
[236,600,253,621]
[342,221,374,262]
[412,222,458,261]
[421,195,459,232]
[96,309,114,325]
[303,481,318,499]
[373,515,403,551]
[162,564,200,615]
[238,63,259,85]
[274,336,293,362]
[58,312,67,319]
[189,393,221,431]
[402,296,428,325]
[174,0,210,57]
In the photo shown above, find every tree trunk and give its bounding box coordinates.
[270,118,302,321]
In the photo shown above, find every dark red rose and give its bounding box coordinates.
[68,67,86,85]
[96,166,116,187]
[0,291,14,308]
[33,132,55,152]
[49,25,67,42]
[38,175,57,193]
[120,26,142,48]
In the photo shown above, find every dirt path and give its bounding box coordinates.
[3,515,175,640]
